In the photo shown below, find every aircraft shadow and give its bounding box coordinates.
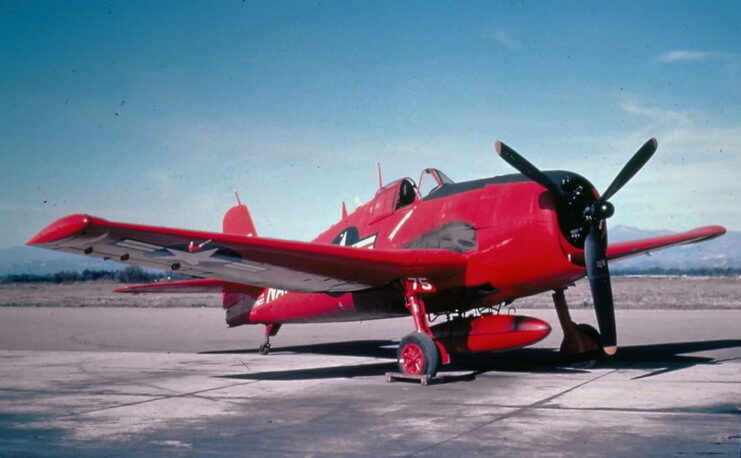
[222,361,398,381]
[604,339,741,379]
[215,339,741,383]
[202,339,397,359]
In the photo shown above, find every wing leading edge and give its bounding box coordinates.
[605,225,726,262]
[27,214,466,293]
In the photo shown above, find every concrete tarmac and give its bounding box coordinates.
[0,307,739,456]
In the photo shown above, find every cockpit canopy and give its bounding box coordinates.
[369,169,455,222]
[418,168,455,198]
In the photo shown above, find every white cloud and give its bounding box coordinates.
[610,100,741,231]
[144,169,174,184]
[656,50,734,63]
[620,102,690,126]
[617,101,740,159]
[483,29,524,50]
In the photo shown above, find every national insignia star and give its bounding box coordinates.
[163,248,229,266]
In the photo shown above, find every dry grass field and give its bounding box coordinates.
[0,281,218,308]
[514,276,741,310]
[0,276,738,309]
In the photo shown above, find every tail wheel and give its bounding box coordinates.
[397,332,439,377]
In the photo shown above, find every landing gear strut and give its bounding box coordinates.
[258,323,281,355]
[396,278,450,377]
[552,289,603,359]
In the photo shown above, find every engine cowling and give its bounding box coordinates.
[431,314,551,354]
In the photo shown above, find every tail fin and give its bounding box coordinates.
[223,195,257,237]
[222,195,263,323]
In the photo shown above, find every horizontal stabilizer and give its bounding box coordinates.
[114,278,263,295]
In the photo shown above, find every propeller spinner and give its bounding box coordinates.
[494,138,658,355]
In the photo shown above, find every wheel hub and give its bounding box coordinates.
[400,343,424,375]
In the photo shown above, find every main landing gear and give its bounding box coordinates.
[258,323,282,355]
[396,279,449,377]
[552,288,603,360]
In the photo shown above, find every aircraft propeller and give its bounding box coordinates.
[494,138,658,355]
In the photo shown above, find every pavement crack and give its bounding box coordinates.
[53,380,258,419]
[405,366,625,457]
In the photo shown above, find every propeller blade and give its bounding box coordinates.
[600,138,658,202]
[494,141,569,202]
[584,222,617,354]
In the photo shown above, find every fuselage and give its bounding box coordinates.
[240,171,593,326]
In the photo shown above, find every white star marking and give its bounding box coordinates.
[163,248,230,266]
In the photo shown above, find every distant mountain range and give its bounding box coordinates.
[1,225,738,275]
[0,245,132,275]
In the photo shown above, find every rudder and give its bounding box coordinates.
[223,194,257,237]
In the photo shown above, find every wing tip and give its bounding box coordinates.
[26,214,91,246]
[689,225,727,240]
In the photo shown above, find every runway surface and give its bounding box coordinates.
[1,307,739,456]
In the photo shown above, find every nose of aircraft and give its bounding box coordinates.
[494,138,659,355]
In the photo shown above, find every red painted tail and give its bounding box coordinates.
[222,202,257,237]
[222,201,264,325]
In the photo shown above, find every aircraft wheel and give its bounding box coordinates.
[576,323,602,347]
[397,333,439,377]
[560,323,603,363]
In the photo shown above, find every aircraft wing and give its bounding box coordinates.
[27,214,466,293]
[606,225,726,261]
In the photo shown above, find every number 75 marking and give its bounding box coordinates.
[406,277,437,293]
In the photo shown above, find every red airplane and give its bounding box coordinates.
[28,138,725,377]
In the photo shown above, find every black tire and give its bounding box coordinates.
[576,323,602,347]
[397,332,440,377]
[559,322,604,365]
[573,323,604,363]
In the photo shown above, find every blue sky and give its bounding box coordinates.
[1,0,739,249]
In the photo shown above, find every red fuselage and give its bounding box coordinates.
[237,172,591,326]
